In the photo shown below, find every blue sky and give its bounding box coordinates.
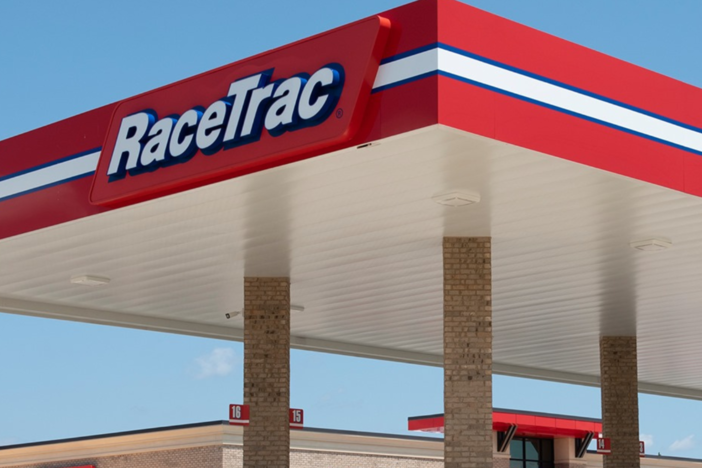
[1,0,702,459]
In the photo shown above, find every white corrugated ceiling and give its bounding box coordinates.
[2,125,701,398]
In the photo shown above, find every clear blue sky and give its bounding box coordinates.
[1,0,701,459]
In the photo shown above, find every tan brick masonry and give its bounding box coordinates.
[600,336,640,468]
[243,277,290,468]
[443,237,493,468]
[3,446,225,468]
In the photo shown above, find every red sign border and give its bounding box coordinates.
[90,16,391,207]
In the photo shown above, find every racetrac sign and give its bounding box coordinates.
[90,16,390,206]
[106,65,344,180]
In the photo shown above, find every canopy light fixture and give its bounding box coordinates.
[629,238,672,252]
[70,274,111,286]
[226,304,305,319]
[432,191,481,207]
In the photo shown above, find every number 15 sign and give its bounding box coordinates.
[229,404,304,429]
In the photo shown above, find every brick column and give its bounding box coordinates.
[600,336,639,468]
[244,277,290,468]
[443,237,493,468]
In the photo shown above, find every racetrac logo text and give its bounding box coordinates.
[106,64,344,180]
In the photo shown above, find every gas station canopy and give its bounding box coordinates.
[3,0,702,400]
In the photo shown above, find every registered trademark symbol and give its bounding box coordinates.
[335,108,344,119]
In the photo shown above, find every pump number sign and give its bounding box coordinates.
[229,404,304,429]
[229,404,250,426]
[289,408,304,429]
[596,438,645,457]
[596,437,611,454]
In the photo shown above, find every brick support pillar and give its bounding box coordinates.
[600,336,639,468]
[443,237,493,468]
[243,277,290,468]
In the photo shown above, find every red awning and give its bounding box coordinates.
[408,409,602,438]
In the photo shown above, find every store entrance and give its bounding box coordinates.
[510,437,554,468]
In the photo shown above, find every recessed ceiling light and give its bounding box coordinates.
[629,238,672,252]
[432,191,481,207]
[70,274,111,286]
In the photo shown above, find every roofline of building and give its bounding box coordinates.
[0,420,442,452]
[1,420,701,465]
[585,450,702,463]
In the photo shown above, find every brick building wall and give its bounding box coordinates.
[2,425,701,468]
[1,445,443,468]
[2,445,224,468]
[289,448,442,468]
